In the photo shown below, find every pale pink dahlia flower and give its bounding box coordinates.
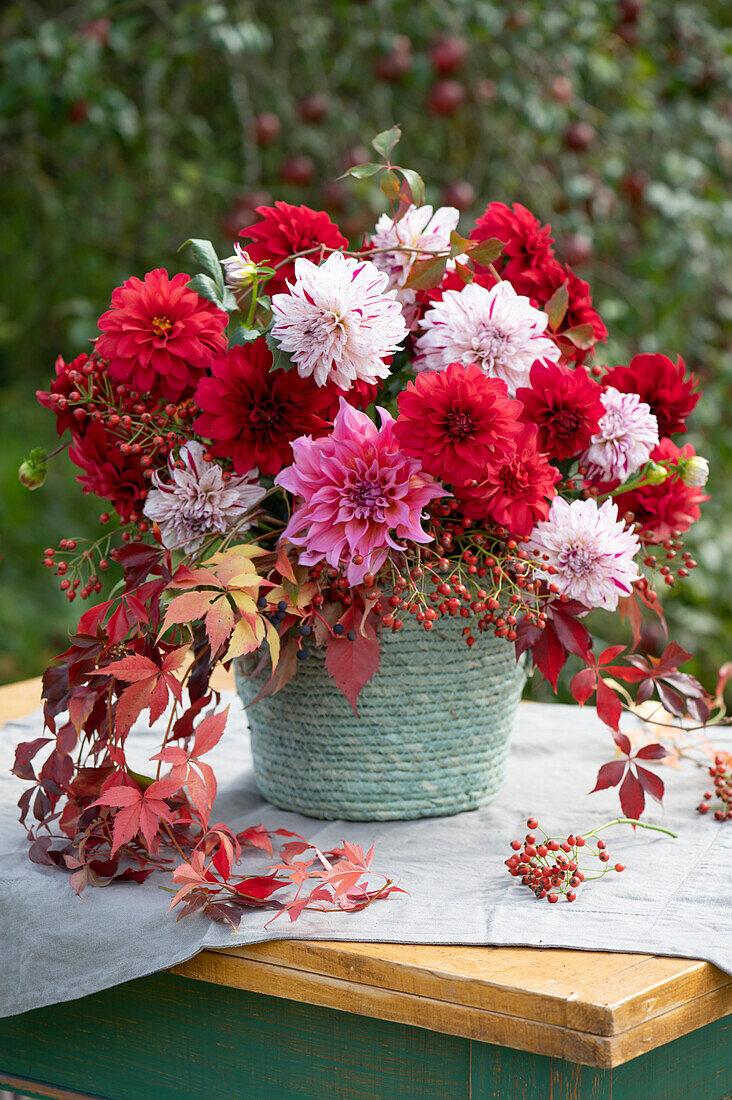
[582,387,659,483]
[414,280,561,394]
[276,399,445,585]
[143,441,265,553]
[269,252,407,392]
[529,496,641,611]
[370,203,460,303]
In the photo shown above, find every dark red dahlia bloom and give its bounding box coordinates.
[239,202,347,291]
[516,362,604,460]
[394,362,522,485]
[603,353,700,438]
[68,422,147,522]
[96,269,228,402]
[509,258,607,364]
[455,424,561,537]
[37,353,94,436]
[614,439,708,543]
[193,338,332,476]
[471,202,555,271]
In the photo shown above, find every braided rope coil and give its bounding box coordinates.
[235,617,528,821]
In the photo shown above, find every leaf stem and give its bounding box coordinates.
[590,817,678,838]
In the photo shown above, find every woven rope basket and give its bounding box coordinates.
[235,617,528,821]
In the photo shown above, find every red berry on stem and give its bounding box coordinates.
[254,112,281,145]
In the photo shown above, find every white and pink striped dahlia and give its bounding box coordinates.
[370,203,460,303]
[581,387,659,483]
[529,496,641,611]
[269,251,407,392]
[413,280,561,394]
[276,399,445,586]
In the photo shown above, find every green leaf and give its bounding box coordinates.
[395,166,425,207]
[265,329,297,371]
[228,325,261,347]
[449,230,474,258]
[469,237,504,266]
[338,163,384,180]
[544,281,569,331]
[187,274,224,307]
[179,238,224,292]
[561,323,597,350]
[380,170,401,200]
[371,125,401,159]
[221,287,238,312]
[403,255,448,290]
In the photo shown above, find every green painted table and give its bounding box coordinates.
[2,678,732,1100]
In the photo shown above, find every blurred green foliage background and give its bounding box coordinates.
[0,0,730,688]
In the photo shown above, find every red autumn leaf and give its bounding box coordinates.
[325,618,380,715]
[596,678,622,731]
[590,760,627,793]
[612,730,632,756]
[97,647,187,735]
[237,824,274,857]
[619,770,645,819]
[232,875,284,900]
[192,706,229,758]
[93,778,179,854]
[635,743,668,761]
[636,765,665,804]
[570,668,597,706]
[528,619,567,690]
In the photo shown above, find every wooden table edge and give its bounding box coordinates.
[3,675,730,1071]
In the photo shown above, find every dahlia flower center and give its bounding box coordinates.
[444,407,476,441]
[151,315,173,337]
[553,408,581,437]
[346,476,388,518]
[471,324,510,368]
[249,399,284,433]
[559,541,597,578]
[599,408,629,439]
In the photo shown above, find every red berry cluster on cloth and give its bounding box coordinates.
[697,755,732,821]
[505,817,625,903]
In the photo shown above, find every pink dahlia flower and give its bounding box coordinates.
[414,280,560,394]
[269,251,407,391]
[582,387,659,483]
[276,399,445,585]
[529,497,641,611]
[143,442,266,553]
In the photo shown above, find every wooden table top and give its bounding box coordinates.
[2,674,731,1069]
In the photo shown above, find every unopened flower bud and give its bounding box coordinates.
[644,461,669,486]
[680,455,709,488]
[222,244,258,290]
[18,448,47,490]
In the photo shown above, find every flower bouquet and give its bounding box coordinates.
[16,128,716,916]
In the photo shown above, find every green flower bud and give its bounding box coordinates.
[644,461,669,486]
[680,455,709,488]
[18,448,48,490]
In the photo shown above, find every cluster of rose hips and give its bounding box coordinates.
[697,754,732,821]
[505,817,625,903]
[42,536,109,602]
[639,534,697,590]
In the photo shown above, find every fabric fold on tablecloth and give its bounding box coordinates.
[1,692,730,1019]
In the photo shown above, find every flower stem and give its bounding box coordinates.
[591,817,678,838]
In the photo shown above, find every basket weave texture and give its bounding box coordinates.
[235,618,528,821]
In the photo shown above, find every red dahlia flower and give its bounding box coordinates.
[509,258,607,364]
[193,338,332,476]
[516,362,604,460]
[471,202,555,272]
[455,424,561,537]
[68,422,148,522]
[394,362,522,485]
[96,269,228,402]
[603,353,700,438]
[239,202,347,291]
[614,438,709,543]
